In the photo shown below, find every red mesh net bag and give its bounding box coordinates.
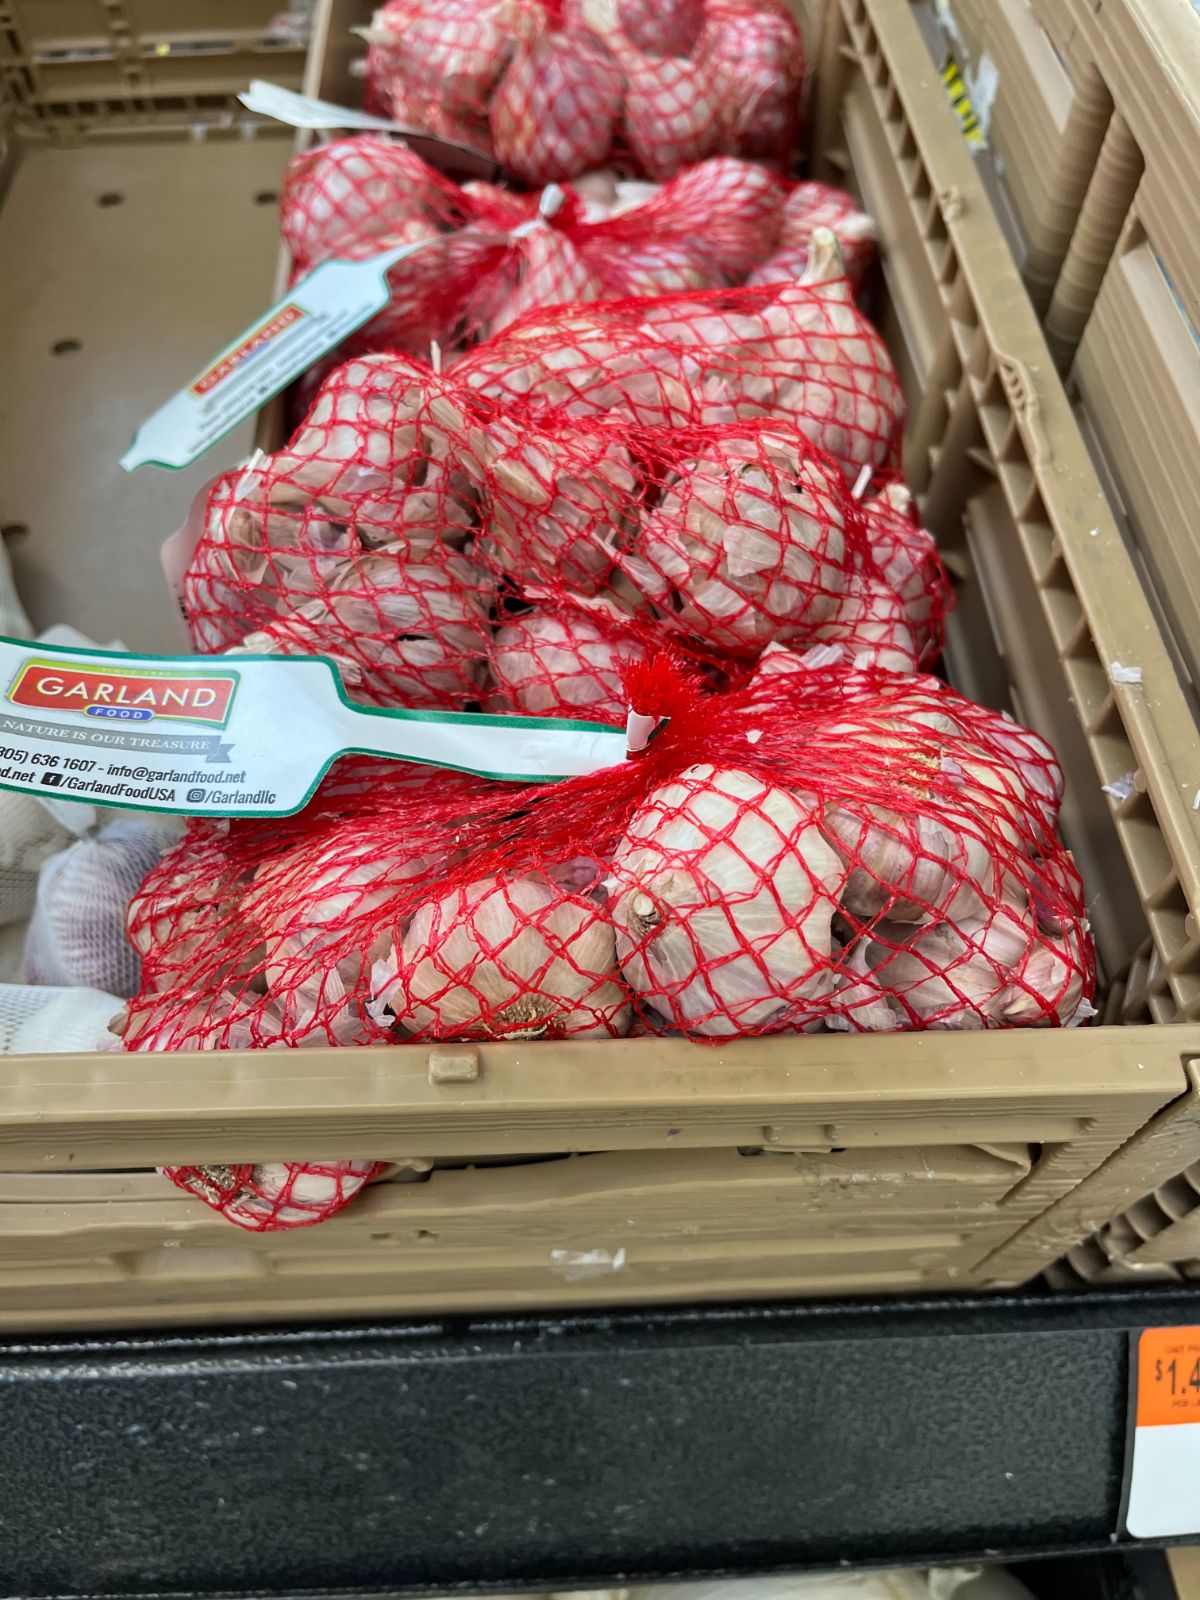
[125,660,1092,1229]
[182,354,494,709]
[279,139,793,379]
[749,179,878,291]
[163,1161,387,1232]
[454,228,906,479]
[572,157,787,293]
[363,0,805,180]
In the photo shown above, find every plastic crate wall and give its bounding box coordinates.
[0,0,310,141]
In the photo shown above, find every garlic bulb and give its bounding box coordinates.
[611,764,846,1035]
[715,229,904,478]
[813,570,920,673]
[365,0,533,151]
[750,180,876,288]
[631,431,848,651]
[381,873,630,1039]
[229,549,493,709]
[25,819,181,999]
[824,800,1015,926]
[486,609,650,719]
[583,0,726,179]
[490,25,623,186]
[475,419,638,593]
[479,223,606,339]
[280,135,449,274]
[565,0,704,56]
[164,1158,383,1231]
[697,0,805,163]
[248,835,436,1043]
[832,906,1086,1031]
[860,482,943,659]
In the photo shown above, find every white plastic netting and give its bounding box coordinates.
[24,819,182,997]
[0,796,74,928]
[0,983,122,1054]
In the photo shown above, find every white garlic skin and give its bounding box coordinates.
[385,873,630,1040]
[486,610,649,720]
[831,906,1086,1031]
[635,433,849,652]
[612,764,846,1036]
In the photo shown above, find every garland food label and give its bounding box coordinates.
[120,240,438,473]
[0,636,627,818]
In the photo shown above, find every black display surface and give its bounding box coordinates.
[3,1286,1200,1599]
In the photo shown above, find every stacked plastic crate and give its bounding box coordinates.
[933,0,1200,1290]
[3,0,1200,1328]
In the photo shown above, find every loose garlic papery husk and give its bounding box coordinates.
[474,419,639,594]
[485,608,651,719]
[629,433,848,652]
[380,873,631,1040]
[611,764,847,1036]
[831,906,1087,1031]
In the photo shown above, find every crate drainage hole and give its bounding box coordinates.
[96,192,124,207]
[0,524,29,540]
[51,339,82,356]
[254,190,278,205]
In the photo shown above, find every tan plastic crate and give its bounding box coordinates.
[4,0,1200,1331]
[0,0,309,142]
[933,0,1112,312]
[1170,1548,1200,1600]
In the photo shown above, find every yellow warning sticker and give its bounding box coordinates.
[942,56,985,147]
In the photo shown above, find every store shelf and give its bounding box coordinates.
[2,1286,1200,1597]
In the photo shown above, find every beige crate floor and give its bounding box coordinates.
[0,140,287,652]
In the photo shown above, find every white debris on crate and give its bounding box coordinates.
[1102,772,1136,802]
[1109,662,1143,685]
[549,1246,627,1281]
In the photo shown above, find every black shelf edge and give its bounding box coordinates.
[4,1284,1200,1599]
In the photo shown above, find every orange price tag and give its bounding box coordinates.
[1136,1326,1200,1427]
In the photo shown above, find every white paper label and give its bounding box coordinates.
[239,79,413,132]
[239,80,500,176]
[0,636,627,819]
[1125,1327,1200,1538]
[121,242,429,473]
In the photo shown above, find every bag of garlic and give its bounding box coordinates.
[24,817,183,998]
[182,323,942,701]
[0,982,123,1055]
[454,228,906,480]
[277,133,793,384]
[0,791,74,928]
[181,352,497,707]
[161,1160,389,1232]
[362,0,805,182]
[121,656,1092,1229]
